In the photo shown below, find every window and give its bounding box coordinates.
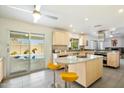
[70,38,79,50]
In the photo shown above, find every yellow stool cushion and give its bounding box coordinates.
[48,63,61,70]
[60,72,78,82]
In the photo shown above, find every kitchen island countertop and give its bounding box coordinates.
[55,55,103,65]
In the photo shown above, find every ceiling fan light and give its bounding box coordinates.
[33,10,41,23]
[35,5,41,11]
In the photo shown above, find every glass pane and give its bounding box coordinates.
[71,38,79,50]
[30,33,45,71]
[9,31,30,75]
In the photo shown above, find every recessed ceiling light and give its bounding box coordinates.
[118,8,124,13]
[69,24,73,28]
[84,18,89,21]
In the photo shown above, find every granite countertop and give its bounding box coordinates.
[55,55,103,65]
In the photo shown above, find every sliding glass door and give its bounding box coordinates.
[9,31,45,77]
[9,31,30,75]
[30,33,45,71]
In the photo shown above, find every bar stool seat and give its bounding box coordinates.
[60,72,78,88]
[48,63,62,70]
[47,61,62,88]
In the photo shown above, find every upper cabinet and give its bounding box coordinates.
[82,34,88,46]
[79,35,83,46]
[79,34,88,46]
[53,30,70,45]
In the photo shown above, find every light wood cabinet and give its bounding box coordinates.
[53,31,69,45]
[0,58,3,82]
[82,34,88,46]
[107,51,120,68]
[68,58,103,87]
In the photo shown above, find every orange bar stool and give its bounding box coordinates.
[60,72,78,88]
[47,60,62,88]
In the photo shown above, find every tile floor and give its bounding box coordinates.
[0,59,124,88]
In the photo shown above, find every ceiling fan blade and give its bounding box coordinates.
[44,14,58,20]
[7,6,32,13]
[7,5,58,20]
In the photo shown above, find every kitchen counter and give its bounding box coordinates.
[55,55,103,65]
[54,51,79,57]
[53,50,95,58]
[55,55,103,87]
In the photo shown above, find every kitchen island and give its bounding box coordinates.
[55,55,103,87]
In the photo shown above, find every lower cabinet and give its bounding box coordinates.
[86,58,103,87]
[68,58,103,87]
[107,51,120,68]
[0,59,3,82]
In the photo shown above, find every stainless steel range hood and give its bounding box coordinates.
[98,30,105,41]
[97,30,105,50]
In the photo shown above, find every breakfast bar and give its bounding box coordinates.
[55,55,103,87]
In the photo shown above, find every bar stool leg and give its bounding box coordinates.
[65,82,68,88]
[65,82,71,88]
[68,82,71,88]
[51,70,61,88]
[51,70,56,88]
[53,70,56,87]
[64,65,68,88]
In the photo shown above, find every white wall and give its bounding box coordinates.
[0,18,53,78]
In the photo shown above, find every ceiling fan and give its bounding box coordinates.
[7,5,58,23]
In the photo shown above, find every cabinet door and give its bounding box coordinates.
[86,60,97,86]
[107,53,118,67]
[53,32,58,45]
[53,31,62,45]
[76,63,86,86]
[107,53,111,66]
[79,36,83,45]
[68,63,86,86]
[95,58,103,78]
[110,55,117,66]
[60,32,65,45]
[63,32,69,45]
[68,64,77,72]
[82,34,88,46]
[86,59,103,87]
[53,31,69,45]
[0,62,3,82]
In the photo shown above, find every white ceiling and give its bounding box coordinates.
[0,5,124,37]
